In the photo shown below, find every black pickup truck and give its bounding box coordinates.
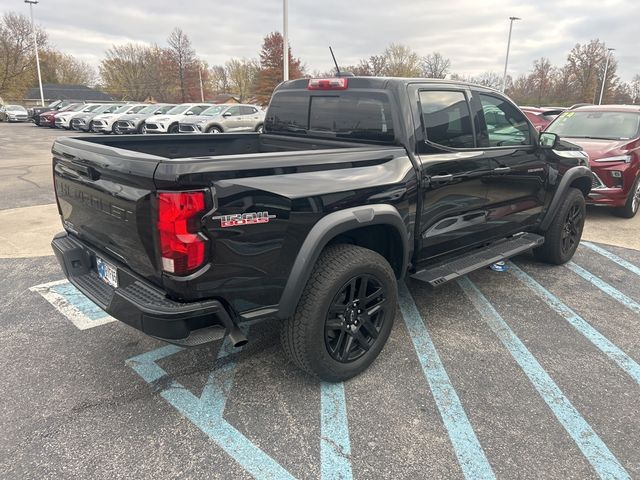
[51,76,591,381]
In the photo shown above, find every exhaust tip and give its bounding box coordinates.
[227,327,248,348]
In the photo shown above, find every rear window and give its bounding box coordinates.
[266,91,395,143]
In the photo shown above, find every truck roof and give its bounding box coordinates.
[278,76,503,95]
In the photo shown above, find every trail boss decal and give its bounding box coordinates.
[212,212,276,228]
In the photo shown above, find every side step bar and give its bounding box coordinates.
[411,233,544,287]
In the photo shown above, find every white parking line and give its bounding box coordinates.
[30,279,115,329]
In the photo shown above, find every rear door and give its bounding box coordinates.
[239,106,260,130]
[471,90,547,237]
[412,85,495,261]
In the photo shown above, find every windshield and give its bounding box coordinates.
[96,104,121,114]
[68,104,86,112]
[82,104,102,112]
[6,105,26,111]
[47,100,61,108]
[114,104,138,114]
[547,111,640,140]
[200,105,227,116]
[165,105,191,115]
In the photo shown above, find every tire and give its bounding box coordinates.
[613,175,640,218]
[141,124,147,134]
[255,124,264,133]
[168,123,179,134]
[112,123,122,135]
[534,187,586,265]
[206,126,222,134]
[281,244,397,382]
[88,121,95,132]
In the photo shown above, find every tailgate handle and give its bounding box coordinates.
[71,162,101,181]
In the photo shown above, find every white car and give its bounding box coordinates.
[91,104,147,134]
[55,104,102,130]
[143,103,211,134]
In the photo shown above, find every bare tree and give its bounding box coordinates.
[631,74,640,104]
[167,28,196,102]
[209,65,230,94]
[225,58,259,102]
[566,39,606,103]
[382,44,421,77]
[530,58,555,105]
[40,50,96,85]
[0,12,47,99]
[422,52,451,79]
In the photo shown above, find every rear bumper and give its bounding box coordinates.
[51,232,245,346]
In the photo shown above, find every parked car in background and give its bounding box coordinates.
[0,104,29,122]
[31,100,68,123]
[38,103,83,127]
[113,104,175,134]
[143,103,210,133]
[179,104,265,133]
[520,106,565,131]
[545,105,640,217]
[71,104,123,132]
[91,104,147,134]
[55,104,102,130]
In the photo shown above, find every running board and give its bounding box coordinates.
[411,233,544,287]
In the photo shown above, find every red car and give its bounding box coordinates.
[521,106,564,131]
[39,103,83,127]
[545,105,640,217]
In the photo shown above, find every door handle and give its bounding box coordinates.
[493,166,511,173]
[430,174,454,182]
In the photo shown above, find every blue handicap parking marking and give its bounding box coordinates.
[398,282,495,480]
[509,262,640,385]
[581,242,640,278]
[127,332,355,480]
[459,277,630,480]
[567,262,640,314]
[30,279,115,330]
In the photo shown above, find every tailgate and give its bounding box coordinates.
[52,138,162,282]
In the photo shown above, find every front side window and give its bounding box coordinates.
[419,90,474,148]
[225,106,241,116]
[478,94,531,147]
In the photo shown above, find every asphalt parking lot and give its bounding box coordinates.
[2,122,640,479]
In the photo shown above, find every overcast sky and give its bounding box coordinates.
[2,0,638,81]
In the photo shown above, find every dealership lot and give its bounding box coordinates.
[1,122,640,479]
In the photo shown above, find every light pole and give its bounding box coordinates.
[25,0,45,106]
[283,0,289,81]
[501,16,521,93]
[598,47,615,105]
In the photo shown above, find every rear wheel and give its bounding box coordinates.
[255,124,264,133]
[281,244,397,382]
[206,126,222,134]
[613,175,640,218]
[534,187,585,264]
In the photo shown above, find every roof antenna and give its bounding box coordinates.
[329,46,341,76]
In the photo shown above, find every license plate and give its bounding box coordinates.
[96,256,118,288]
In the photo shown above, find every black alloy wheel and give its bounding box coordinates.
[325,274,388,363]
[561,203,583,256]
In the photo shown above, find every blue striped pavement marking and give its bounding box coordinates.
[126,335,296,480]
[566,262,640,314]
[320,382,353,480]
[398,282,495,480]
[581,242,640,278]
[509,262,640,385]
[458,277,630,480]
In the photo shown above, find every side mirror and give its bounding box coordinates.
[223,112,232,117]
[539,132,558,149]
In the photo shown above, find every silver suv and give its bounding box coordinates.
[179,104,265,134]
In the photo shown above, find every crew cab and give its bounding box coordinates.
[51,76,591,381]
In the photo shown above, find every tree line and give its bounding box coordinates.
[1,9,638,107]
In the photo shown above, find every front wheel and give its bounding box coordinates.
[206,126,222,134]
[534,187,586,265]
[613,175,640,218]
[281,244,397,382]
[168,123,179,134]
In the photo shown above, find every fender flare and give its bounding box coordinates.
[539,166,591,231]
[276,204,409,319]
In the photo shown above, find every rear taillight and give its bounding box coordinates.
[307,78,348,90]
[157,191,207,275]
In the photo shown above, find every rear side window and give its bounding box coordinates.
[478,94,531,147]
[266,91,395,143]
[419,90,474,148]
[241,106,257,115]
